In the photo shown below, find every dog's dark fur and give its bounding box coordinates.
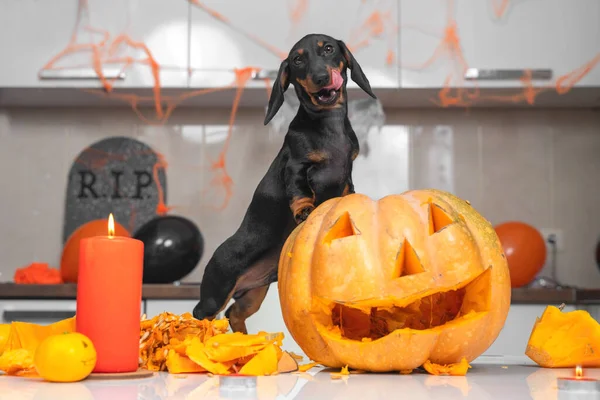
[192,33,376,333]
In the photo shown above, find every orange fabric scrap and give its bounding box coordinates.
[13,262,63,284]
[422,358,472,376]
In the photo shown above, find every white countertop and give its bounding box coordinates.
[1,356,598,400]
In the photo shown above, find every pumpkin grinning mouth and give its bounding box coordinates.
[322,268,491,342]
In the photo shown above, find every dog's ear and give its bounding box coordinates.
[337,40,376,99]
[264,59,290,125]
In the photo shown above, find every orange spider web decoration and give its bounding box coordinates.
[398,0,600,107]
[37,0,599,213]
[37,0,272,212]
[398,0,480,107]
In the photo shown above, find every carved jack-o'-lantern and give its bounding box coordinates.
[278,190,511,372]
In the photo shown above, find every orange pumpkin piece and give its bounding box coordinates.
[238,344,280,376]
[422,358,471,376]
[165,349,206,374]
[277,351,299,373]
[185,337,231,375]
[525,304,600,368]
[0,324,9,355]
[330,365,350,380]
[202,331,282,363]
[0,349,35,375]
[278,190,511,372]
[298,362,318,372]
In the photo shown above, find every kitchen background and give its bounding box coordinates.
[1,0,600,359]
[1,106,599,288]
[1,0,600,288]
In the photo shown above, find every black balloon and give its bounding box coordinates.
[133,215,204,283]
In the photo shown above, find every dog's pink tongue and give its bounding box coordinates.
[323,69,343,91]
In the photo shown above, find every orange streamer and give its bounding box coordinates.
[555,53,600,95]
[153,153,172,215]
[491,0,511,18]
[189,0,287,59]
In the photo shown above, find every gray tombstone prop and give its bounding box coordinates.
[62,136,167,243]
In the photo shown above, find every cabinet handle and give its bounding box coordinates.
[252,69,278,81]
[39,68,126,81]
[464,68,553,81]
[3,310,76,322]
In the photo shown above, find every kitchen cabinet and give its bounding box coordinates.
[400,0,600,90]
[188,0,399,90]
[0,300,76,325]
[0,0,188,89]
[0,300,145,325]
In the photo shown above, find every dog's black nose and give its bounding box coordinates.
[193,298,219,320]
[312,72,330,87]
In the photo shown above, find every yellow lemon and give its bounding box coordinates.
[34,332,97,382]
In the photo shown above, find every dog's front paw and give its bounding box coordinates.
[294,206,314,224]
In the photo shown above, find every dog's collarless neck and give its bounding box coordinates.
[296,103,347,124]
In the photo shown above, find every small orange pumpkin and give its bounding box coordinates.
[60,219,130,283]
[278,190,511,372]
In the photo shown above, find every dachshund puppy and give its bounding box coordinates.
[193,33,376,333]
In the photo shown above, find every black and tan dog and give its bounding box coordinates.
[192,33,376,333]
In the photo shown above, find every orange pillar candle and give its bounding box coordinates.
[76,213,144,373]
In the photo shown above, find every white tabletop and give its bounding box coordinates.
[0,356,597,400]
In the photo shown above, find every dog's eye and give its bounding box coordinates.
[324,44,334,54]
[293,56,303,66]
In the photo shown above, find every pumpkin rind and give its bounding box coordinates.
[525,305,600,368]
[278,189,511,372]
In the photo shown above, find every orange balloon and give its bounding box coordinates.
[60,219,130,283]
[494,221,547,288]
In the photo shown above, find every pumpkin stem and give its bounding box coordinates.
[558,303,566,311]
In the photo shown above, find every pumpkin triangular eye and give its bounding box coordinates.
[428,202,454,234]
[324,212,359,244]
[394,239,425,277]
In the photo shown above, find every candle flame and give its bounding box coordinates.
[576,365,583,378]
[108,213,115,238]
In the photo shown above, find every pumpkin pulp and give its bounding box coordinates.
[318,266,491,341]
